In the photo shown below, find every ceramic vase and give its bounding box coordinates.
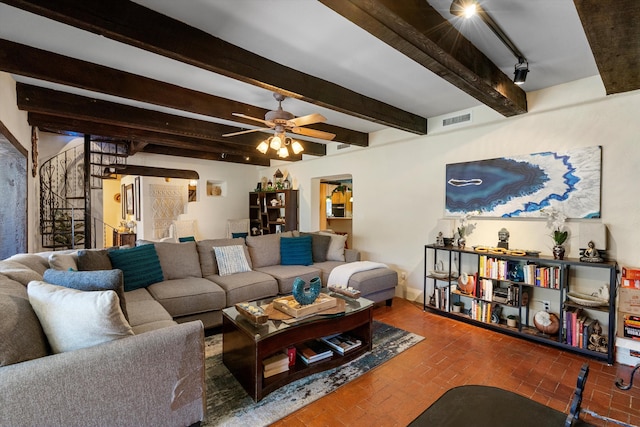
[553,244,565,260]
[457,237,466,249]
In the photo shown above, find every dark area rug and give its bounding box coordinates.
[203,320,423,426]
[408,384,594,427]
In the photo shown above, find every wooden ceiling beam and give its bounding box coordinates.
[17,84,326,158]
[28,112,302,161]
[0,38,368,147]
[319,0,527,116]
[1,0,426,134]
[141,145,271,167]
[573,0,640,95]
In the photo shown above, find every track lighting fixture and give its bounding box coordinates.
[450,0,529,85]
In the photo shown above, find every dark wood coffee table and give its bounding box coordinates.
[222,294,373,401]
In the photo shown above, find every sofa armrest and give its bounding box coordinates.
[0,321,205,427]
[345,248,361,262]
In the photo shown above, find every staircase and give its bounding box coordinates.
[39,139,128,250]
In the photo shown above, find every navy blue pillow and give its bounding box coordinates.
[231,232,249,239]
[43,269,128,320]
[280,235,313,266]
[108,244,164,291]
[178,236,196,242]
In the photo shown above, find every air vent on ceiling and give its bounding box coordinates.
[442,112,472,127]
[336,143,350,150]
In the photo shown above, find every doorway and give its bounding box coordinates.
[0,125,27,258]
[319,176,352,248]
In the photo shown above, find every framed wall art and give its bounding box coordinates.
[125,184,134,216]
[134,177,141,221]
[445,146,601,218]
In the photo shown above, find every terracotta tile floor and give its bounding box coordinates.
[272,297,640,427]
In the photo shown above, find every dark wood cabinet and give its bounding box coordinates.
[249,190,298,235]
[113,231,136,246]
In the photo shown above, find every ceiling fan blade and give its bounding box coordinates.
[222,127,271,137]
[291,127,336,140]
[290,113,326,127]
[232,112,274,127]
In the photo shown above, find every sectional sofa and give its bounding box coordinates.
[0,231,397,426]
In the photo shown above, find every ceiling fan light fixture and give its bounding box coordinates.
[278,146,289,158]
[256,141,269,154]
[291,140,304,154]
[270,135,282,150]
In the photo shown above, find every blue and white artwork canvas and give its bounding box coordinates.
[445,146,601,218]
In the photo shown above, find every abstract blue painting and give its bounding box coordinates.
[445,146,601,218]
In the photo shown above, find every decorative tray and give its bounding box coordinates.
[566,292,608,307]
[235,302,269,324]
[328,285,361,299]
[273,294,337,318]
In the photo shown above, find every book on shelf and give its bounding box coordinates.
[297,340,333,364]
[264,363,290,378]
[320,333,362,355]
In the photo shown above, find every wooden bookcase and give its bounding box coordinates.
[423,244,618,364]
[249,190,298,235]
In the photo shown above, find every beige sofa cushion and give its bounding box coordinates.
[5,253,51,276]
[197,238,251,276]
[146,277,226,318]
[0,274,48,366]
[254,264,322,294]
[245,232,293,268]
[147,241,203,280]
[207,271,278,306]
[0,260,43,286]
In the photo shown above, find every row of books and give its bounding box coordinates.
[470,299,493,323]
[477,256,562,289]
[563,307,599,349]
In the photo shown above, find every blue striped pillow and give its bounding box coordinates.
[280,235,313,266]
[107,244,164,291]
[213,245,251,276]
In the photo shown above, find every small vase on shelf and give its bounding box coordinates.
[457,237,466,249]
[553,244,565,260]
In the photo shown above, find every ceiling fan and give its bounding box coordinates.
[223,92,336,141]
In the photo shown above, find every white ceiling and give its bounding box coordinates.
[0,0,600,136]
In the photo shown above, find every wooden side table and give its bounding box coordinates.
[113,231,136,246]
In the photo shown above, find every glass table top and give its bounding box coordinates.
[222,292,374,342]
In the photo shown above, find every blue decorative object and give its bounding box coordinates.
[292,276,321,305]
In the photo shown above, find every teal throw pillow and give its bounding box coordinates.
[280,235,313,266]
[107,244,164,291]
[179,236,196,242]
[231,232,249,239]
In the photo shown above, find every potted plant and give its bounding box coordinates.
[541,208,568,259]
[506,314,518,327]
[452,301,464,313]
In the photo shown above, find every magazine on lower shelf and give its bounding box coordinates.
[320,333,362,355]
[297,340,333,364]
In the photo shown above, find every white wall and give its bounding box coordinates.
[125,153,258,239]
[258,77,640,303]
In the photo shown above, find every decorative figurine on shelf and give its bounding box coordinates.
[490,304,502,324]
[435,232,445,247]
[580,240,604,263]
[497,228,510,249]
[270,198,279,206]
[587,320,608,353]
